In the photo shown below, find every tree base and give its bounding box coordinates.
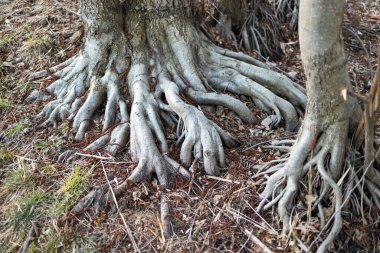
[29,5,307,238]
[257,118,353,252]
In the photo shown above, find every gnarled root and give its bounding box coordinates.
[199,42,306,131]
[28,34,130,155]
[33,2,308,239]
[257,119,349,252]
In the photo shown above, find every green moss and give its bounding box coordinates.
[22,35,54,57]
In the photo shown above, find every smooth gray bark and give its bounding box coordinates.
[259,0,362,252]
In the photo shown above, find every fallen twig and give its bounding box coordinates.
[205,175,241,184]
[76,152,114,160]
[100,157,141,253]
[19,222,36,253]
[243,229,274,253]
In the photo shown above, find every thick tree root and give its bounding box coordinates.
[31,3,309,239]
[257,119,349,252]
[28,35,130,155]
[30,7,306,175]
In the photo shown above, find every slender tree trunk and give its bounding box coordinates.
[299,1,350,251]
[259,0,362,252]
[300,0,350,125]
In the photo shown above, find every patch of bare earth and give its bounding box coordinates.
[0,0,379,252]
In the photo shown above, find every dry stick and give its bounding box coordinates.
[360,44,380,189]
[19,222,36,253]
[76,152,114,160]
[354,43,380,145]
[99,158,141,253]
[205,175,241,184]
[243,229,274,253]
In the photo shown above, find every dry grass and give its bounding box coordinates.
[0,0,379,252]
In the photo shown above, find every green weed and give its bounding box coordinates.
[41,163,56,174]
[4,122,28,138]
[8,189,46,230]
[0,148,13,165]
[40,233,61,253]
[0,97,10,111]
[52,165,91,215]
[3,161,34,190]
[0,34,13,51]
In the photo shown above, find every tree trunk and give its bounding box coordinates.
[80,0,123,38]
[258,0,362,252]
[300,0,351,125]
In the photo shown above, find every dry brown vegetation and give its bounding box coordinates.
[0,0,379,252]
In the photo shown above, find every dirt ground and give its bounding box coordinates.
[0,0,379,252]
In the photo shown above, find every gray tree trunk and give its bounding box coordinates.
[259,0,362,252]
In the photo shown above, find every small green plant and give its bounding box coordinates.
[60,166,89,193]
[0,34,13,51]
[57,122,69,134]
[0,97,10,111]
[0,148,13,164]
[41,233,61,253]
[0,63,6,79]
[38,230,97,253]
[26,241,39,253]
[33,139,47,150]
[4,122,28,138]
[0,243,10,253]
[42,163,56,174]
[53,165,90,215]
[3,161,34,190]
[8,189,46,230]
[18,82,29,93]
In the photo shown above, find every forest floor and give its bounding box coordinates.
[0,0,379,252]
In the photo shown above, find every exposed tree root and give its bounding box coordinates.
[257,119,349,252]
[30,2,306,177]
[28,34,130,155]
[30,1,308,239]
[211,0,299,57]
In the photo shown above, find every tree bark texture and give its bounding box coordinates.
[29,0,309,238]
[258,0,362,252]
